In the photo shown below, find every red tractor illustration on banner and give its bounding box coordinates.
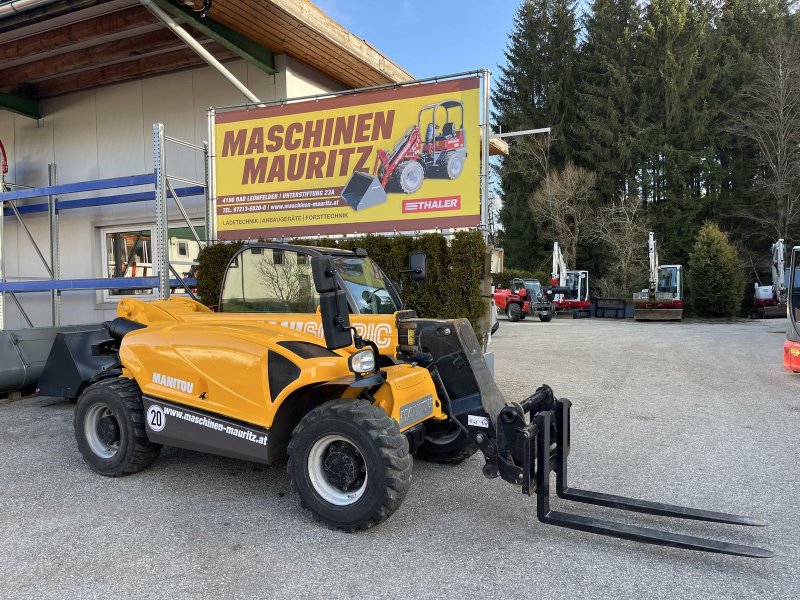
[341,100,467,210]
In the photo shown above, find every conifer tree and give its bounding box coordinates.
[493,0,580,269]
[573,0,641,203]
[688,222,744,317]
[635,0,715,265]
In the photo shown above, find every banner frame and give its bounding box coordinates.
[207,69,491,241]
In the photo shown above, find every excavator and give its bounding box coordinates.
[752,239,787,319]
[550,242,590,317]
[632,232,683,321]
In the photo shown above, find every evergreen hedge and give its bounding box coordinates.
[688,223,744,317]
[493,268,552,290]
[195,231,487,336]
[195,240,245,308]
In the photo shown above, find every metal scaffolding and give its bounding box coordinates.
[0,123,211,329]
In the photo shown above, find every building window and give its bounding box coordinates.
[100,224,205,301]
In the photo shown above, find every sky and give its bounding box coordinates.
[311,0,521,80]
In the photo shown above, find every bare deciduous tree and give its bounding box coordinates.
[256,253,310,308]
[729,35,800,240]
[588,194,650,298]
[528,161,596,266]
[503,133,553,185]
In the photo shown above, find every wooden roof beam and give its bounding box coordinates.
[268,0,412,83]
[151,0,275,75]
[30,43,237,98]
[0,5,157,63]
[0,0,107,36]
[0,29,195,91]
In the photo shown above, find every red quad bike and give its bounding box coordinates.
[494,278,554,323]
[374,99,467,194]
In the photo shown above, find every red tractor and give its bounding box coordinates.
[374,99,467,194]
[493,278,554,322]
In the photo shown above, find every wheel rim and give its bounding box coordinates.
[401,163,423,192]
[425,421,461,445]
[308,434,368,506]
[84,403,121,459]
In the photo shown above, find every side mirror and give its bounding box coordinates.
[311,255,337,293]
[408,252,427,281]
[311,256,353,350]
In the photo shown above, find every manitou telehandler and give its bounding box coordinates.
[633,232,684,321]
[783,245,800,371]
[753,239,787,319]
[493,278,554,322]
[43,244,770,557]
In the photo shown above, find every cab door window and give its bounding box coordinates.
[220,248,319,313]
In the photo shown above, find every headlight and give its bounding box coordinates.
[349,349,376,374]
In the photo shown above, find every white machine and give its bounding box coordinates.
[632,232,683,321]
[753,239,786,318]
[550,242,589,316]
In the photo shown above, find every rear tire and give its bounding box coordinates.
[74,378,161,477]
[441,152,464,180]
[508,303,521,322]
[288,399,412,531]
[416,419,478,464]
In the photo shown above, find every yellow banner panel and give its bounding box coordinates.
[214,77,481,240]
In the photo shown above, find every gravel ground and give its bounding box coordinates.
[1,317,798,599]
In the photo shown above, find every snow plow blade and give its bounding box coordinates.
[491,388,772,558]
[633,308,683,321]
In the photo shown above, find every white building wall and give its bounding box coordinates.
[0,55,345,328]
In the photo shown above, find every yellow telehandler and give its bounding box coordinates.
[42,244,771,557]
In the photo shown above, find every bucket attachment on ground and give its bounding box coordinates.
[634,308,683,321]
[492,388,772,558]
[340,171,387,211]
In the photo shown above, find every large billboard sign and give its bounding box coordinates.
[213,77,481,240]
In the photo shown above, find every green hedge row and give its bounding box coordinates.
[195,231,487,336]
[493,268,552,290]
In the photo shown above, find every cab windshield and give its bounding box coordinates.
[658,266,679,294]
[333,256,401,314]
[523,279,542,299]
[565,272,581,300]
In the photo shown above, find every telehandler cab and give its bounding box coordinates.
[54,244,770,557]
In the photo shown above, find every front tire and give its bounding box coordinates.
[288,399,412,531]
[416,419,478,464]
[539,314,553,322]
[507,303,521,322]
[392,160,425,194]
[74,378,161,477]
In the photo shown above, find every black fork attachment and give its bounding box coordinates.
[479,386,772,558]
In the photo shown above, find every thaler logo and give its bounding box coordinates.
[402,197,460,213]
[152,372,194,394]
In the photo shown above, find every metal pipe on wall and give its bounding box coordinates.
[139,0,262,105]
